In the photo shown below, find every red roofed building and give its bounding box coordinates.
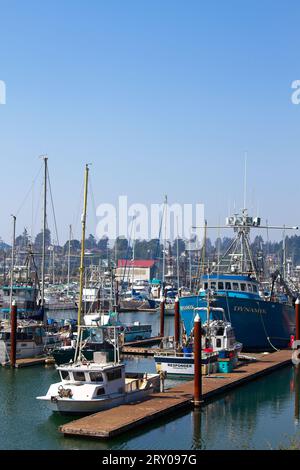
[116,259,156,282]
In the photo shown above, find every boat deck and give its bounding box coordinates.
[60,349,292,439]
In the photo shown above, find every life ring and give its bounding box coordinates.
[292,349,300,366]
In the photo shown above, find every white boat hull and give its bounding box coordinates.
[37,388,155,414]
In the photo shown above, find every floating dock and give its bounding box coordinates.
[60,349,291,439]
[123,336,162,347]
[121,346,160,356]
[121,336,163,355]
[1,356,49,368]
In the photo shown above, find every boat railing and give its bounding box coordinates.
[155,350,218,359]
[125,377,144,393]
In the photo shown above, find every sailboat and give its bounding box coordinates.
[0,158,62,364]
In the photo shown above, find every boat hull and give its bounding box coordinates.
[179,295,296,351]
[0,340,45,364]
[154,353,219,377]
[119,299,156,312]
[37,388,155,414]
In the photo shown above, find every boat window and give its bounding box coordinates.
[96,387,105,396]
[107,368,122,381]
[73,371,85,382]
[204,282,208,290]
[216,339,222,348]
[218,282,224,290]
[225,282,231,290]
[253,285,258,293]
[240,283,246,291]
[232,283,239,291]
[210,282,216,289]
[61,370,70,381]
[90,371,103,382]
[247,284,253,292]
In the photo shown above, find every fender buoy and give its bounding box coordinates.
[292,349,300,366]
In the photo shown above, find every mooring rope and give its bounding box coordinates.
[259,310,279,352]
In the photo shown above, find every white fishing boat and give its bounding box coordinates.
[36,350,160,414]
[154,308,242,377]
[154,349,219,377]
[0,321,61,365]
[83,311,152,342]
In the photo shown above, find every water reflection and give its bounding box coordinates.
[192,408,202,450]
[197,367,295,449]
[293,366,300,425]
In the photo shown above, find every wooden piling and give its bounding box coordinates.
[193,314,202,406]
[160,297,165,337]
[10,301,17,368]
[296,298,300,341]
[174,296,180,347]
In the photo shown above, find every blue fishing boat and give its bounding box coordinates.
[180,210,298,351]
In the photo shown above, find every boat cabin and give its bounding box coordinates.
[58,363,126,396]
[0,324,46,343]
[199,275,260,299]
[56,361,156,399]
[203,321,238,351]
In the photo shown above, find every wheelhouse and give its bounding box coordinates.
[58,364,125,384]
[199,275,260,298]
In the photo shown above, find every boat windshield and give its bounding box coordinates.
[202,279,259,294]
[60,370,71,381]
[89,371,103,382]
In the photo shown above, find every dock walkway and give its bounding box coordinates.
[60,349,291,439]
[1,356,48,368]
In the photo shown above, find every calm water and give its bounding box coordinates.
[1,310,300,450]
[1,359,300,450]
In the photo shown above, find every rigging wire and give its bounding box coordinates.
[72,178,85,241]
[32,181,43,243]
[47,168,60,246]
[88,175,98,238]
[15,163,43,217]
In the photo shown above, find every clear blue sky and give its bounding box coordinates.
[0,0,299,244]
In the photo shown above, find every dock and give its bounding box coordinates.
[123,336,162,347]
[121,346,160,356]
[0,356,49,368]
[121,336,163,355]
[60,349,292,439]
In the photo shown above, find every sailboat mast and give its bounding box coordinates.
[283,227,287,280]
[9,215,16,317]
[176,216,180,290]
[41,156,48,309]
[67,224,72,296]
[243,151,247,210]
[189,238,192,291]
[162,195,167,293]
[77,164,89,326]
